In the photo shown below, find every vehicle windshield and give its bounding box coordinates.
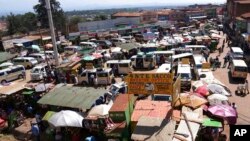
[32,68,40,73]
[235,67,248,72]
[109,85,119,93]
[181,73,191,79]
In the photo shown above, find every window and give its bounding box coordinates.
[97,73,108,77]
[32,68,40,73]
[119,63,129,67]
[0,72,5,76]
[180,73,191,79]
[81,73,86,77]
[235,67,247,72]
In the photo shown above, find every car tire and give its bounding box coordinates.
[18,74,24,79]
[1,80,7,84]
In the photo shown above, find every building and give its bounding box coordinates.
[157,9,173,21]
[0,21,7,31]
[185,9,207,21]
[78,17,140,32]
[169,10,187,22]
[111,12,142,19]
[227,0,250,20]
[141,11,158,24]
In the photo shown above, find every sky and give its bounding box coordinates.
[0,0,226,15]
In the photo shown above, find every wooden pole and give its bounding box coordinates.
[182,113,194,141]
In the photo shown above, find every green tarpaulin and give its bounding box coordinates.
[22,90,34,95]
[38,84,107,110]
[42,111,56,121]
[202,118,222,128]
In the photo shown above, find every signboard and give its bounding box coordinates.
[202,63,210,70]
[182,58,190,64]
[126,73,173,95]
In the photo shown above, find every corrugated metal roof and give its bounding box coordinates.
[0,52,17,63]
[131,100,172,122]
[38,85,107,110]
[131,116,176,141]
[109,94,130,112]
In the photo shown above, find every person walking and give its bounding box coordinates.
[223,55,229,68]
[22,71,26,80]
[245,80,249,94]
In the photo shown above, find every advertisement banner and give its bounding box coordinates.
[126,73,173,94]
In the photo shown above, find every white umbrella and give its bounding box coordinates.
[208,94,229,101]
[207,84,231,96]
[88,101,113,117]
[48,110,84,127]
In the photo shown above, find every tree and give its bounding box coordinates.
[68,16,85,32]
[94,15,107,21]
[6,13,21,35]
[34,0,66,35]
[21,12,37,33]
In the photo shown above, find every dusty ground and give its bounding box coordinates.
[210,32,250,125]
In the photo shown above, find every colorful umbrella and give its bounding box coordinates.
[208,105,237,118]
[31,45,41,52]
[92,53,103,58]
[45,44,53,48]
[175,93,208,109]
[207,84,231,96]
[83,56,95,61]
[195,85,209,96]
[208,94,229,101]
[192,80,206,90]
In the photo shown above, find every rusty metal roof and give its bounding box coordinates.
[131,100,172,122]
[109,94,131,112]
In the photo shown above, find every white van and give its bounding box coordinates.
[64,46,80,55]
[42,51,60,59]
[156,63,172,73]
[154,51,174,63]
[30,65,47,81]
[28,53,46,63]
[193,55,206,80]
[13,57,38,69]
[106,60,132,75]
[78,68,113,85]
[231,47,244,59]
[0,65,25,84]
[230,59,248,79]
[185,45,210,55]
[80,42,97,49]
[177,63,192,90]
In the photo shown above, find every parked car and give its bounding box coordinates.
[0,65,25,84]
[13,57,38,69]
[93,40,112,49]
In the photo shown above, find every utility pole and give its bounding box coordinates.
[45,0,59,66]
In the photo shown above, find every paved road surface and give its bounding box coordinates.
[210,32,250,125]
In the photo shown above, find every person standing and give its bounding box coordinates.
[22,71,26,80]
[223,55,228,68]
[245,80,249,94]
[90,74,95,86]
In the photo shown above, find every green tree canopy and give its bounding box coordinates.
[6,12,37,35]
[94,14,108,21]
[34,0,66,34]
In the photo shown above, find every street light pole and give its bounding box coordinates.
[45,0,59,66]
